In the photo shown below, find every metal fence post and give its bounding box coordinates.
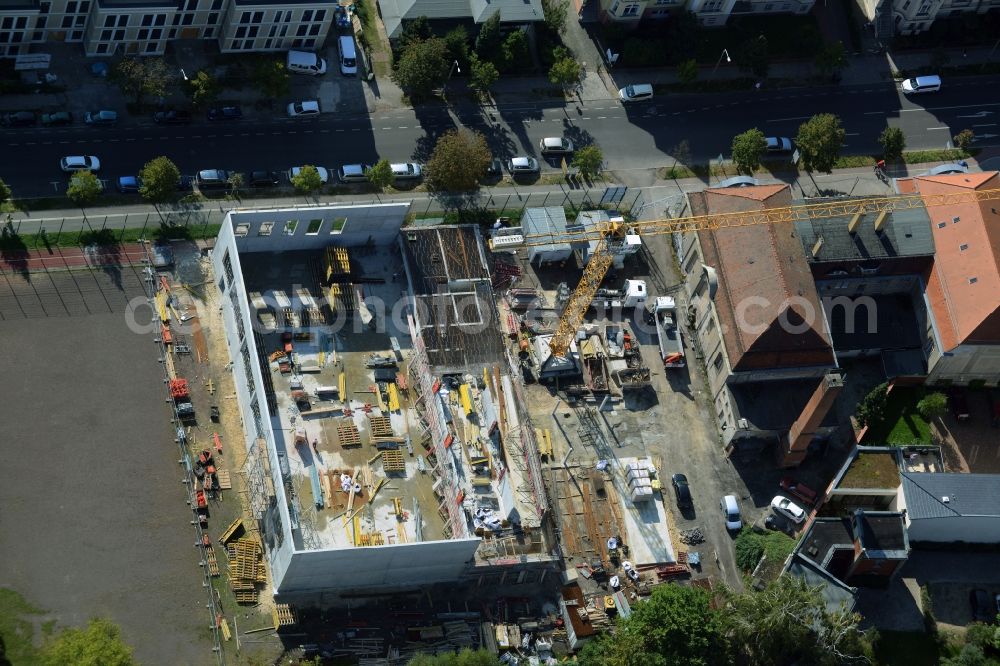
[542,192,549,208]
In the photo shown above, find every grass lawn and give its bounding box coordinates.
[864,387,934,446]
[0,222,222,250]
[874,631,943,666]
[841,451,901,489]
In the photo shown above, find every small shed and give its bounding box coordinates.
[521,207,574,266]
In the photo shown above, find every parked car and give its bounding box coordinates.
[721,495,742,531]
[116,176,142,193]
[901,75,941,94]
[390,162,422,181]
[247,170,281,188]
[287,100,320,117]
[508,156,540,175]
[41,111,73,126]
[618,83,653,103]
[289,166,330,184]
[779,476,818,505]
[207,106,242,121]
[950,390,970,421]
[771,495,806,524]
[671,473,692,510]
[176,175,194,191]
[766,137,793,153]
[153,109,192,125]
[196,169,231,189]
[336,164,366,183]
[486,158,504,177]
[970,589,992,623]
[84,110,118,125]
[1,111,37,127]
[539,137,574,155]
[60,155,101,172]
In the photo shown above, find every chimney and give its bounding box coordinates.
[780,372,844,467]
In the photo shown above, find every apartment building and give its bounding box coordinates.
[0,0,336,58]
[859,0,1000,38]
[600,0,813,27]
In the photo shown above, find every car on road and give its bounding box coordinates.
[41,111,73,126]
[901,75,942,94]
[207,106,242,121]
[508,156,539,175]
[766,137,793,153]
[196,169,231,189]
[390,162,422,181]
[771,495,806,524]
[116,176,142,193]
[290,166,330,184]
[287,100,320,117]
[779,476,818,505]
[84,110,118,125]
[247,170,281,188]
[153,109,192,125]
[671,473,692,510]
[1,111,37,127]
[618,83,653,103]
[60,155,101,172]
[970,589,992,623]
[721,495,742,531]
[539,137,574,155]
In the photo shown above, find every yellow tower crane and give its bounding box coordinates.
[495,186,1000,358]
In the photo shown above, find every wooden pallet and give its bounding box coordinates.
[206,547,220,576]
[216,469,232,490]
[234,590,258,604]
[337,419,362,448]
[368,415,393,438]
[273,604,297,629]
[356,532,385,547]
[381,448,405,474]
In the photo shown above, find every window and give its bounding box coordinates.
[142,14,153,26]
[296,24,307,36]
[969,277,978,284]
[96,42,108,53]
[155,14,165,25]
[330,217,347,233]
[250,398,263,437]
[960,243,969,251]
[211,0,222,9]
[314,9,325,21]
[308,24,320,36]
[263,37,271,48]
[118,15,128,26]
[230,39,239,49]
[114,28,124,40]
[248,25,258,37]
[207,13,217,24]
[235,26,246,37]
[181,14,193,25]
[258,222,274,236]
[70,29,83,39]
[252,10,263,22]
[203,27,213,37]
[703,317,716,336]
[74,15,84,25]
[952,216,961,223]
[33,31,44,40]
[712,352,723,373]
[168,28,176,37]
[145,41,157,52]
[16,16,27,28]
[40,2,50,13]
[104,15,115,27]
[61,16,73,28]
[79,1,90,11]
[240,11,251,23]
[222,250,234,285]
[306,219,322,234]
[37,16,47,28]
[302,38,314,47]
[66,1,77,12]
[283,220,298,235]
[172,14,180,25]
[138,28,149,39]
[302,9,313,21]
[151,28,161,39]
[937,221,946,228]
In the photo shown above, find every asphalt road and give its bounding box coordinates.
[4,75,1000,197]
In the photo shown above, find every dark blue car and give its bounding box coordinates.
[207,106,242,121]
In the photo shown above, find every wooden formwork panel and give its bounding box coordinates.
[368,415,393,438]
[381,448,405,473]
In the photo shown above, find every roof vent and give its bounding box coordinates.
[941,495,950,503]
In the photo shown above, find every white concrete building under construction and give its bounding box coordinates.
[211,206,555,603]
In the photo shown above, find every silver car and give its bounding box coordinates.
[539,137,574,155]
[60,155,101,172]
[508,156,539,175]
[765,137,793,153]
[390,162,422,180]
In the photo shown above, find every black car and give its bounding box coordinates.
[153,109,192,125]
[247,170,281,188]
[1,111,37,127]
[196,169,231,189]
[671,473,693,510]
[971,589,992,623]
[207,106,242,121]
[176,175,194,191]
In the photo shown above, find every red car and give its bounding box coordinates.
[780,476,818,505]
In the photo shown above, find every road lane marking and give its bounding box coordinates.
[398,126,408,129]
[767,116,812,122]
[926,126,950,130]
[974,123,997,127]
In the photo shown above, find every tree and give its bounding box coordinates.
[549,51,582,91]
[739,35,770,78]
[917,391,948,421]
[139,156,181,203]
[879,126,906,162]
[40,618,135,666]
[408,649,501,666]
[731,128,768,175]
[572,145,603,180]
[721,576,873,666]
[954,128,976,151]
[677,58,699,86]
[500,30,529,72]
[578,584,730,666]
[0,176,11,207]
[227,171,245,196]
[444,26,470,69]
[469,55,499,93]
[67,171,102,205]
[814,41,847,79]
[475,12,502,65]
[366,159,394,191]
[942,644,990,666]
[542,0,569,34]
[187,70,220,108]
[252,60,290,100]
[397,16,433,52]
[111,57,171,105]
[392,37,450,99]
[425,129,491,192]
[856,382,889,428]
[291,165,324,193]
[795,113,846,173]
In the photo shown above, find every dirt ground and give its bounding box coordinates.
[0,265,214,664]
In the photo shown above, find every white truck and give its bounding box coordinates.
[592,279,647,311]
[650,296,685,369]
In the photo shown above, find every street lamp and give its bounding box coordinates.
[444,60,461,100]
[180,68,189,81]
[712,48,731,76]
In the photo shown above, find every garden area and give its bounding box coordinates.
[860,385,940,447]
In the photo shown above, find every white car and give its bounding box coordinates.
[390,162,422,180]
[508,156,540,175]
[770,495,806,524]
[288,166,329,183]
[287,100,320,117]
[539,137,574,155]
[765,137,793,153]
[60,155,101,172]
[721,495,743,531]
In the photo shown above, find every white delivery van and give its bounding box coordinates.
[618,83,653,102]
[287,50,327,76]
[338,36,358,76]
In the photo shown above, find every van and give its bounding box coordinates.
[618,83,653,103]
[721,495,743,531]
[901,75,941,94]
[338,163,369,183]
[286,50,327,76]
[338,36,357,76]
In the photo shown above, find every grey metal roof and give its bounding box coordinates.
[902,472,1000,519]
[521,206,571,255]
[794,206,935,263]
[469,0,543,24]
